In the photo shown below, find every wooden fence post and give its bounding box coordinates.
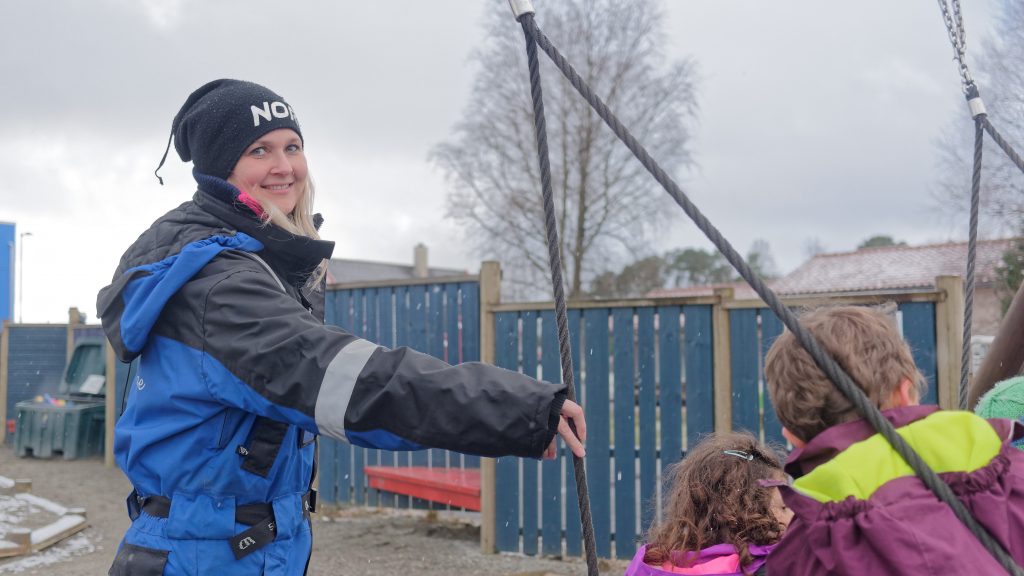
[712,288,733,433]
[105,341,117,467]
[478,261,501,554]
[66,307,82,362]
[0,320,8,445]
[934,275,964,411]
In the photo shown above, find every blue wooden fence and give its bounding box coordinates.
[492,304,716,559]
[318,279,481,509]
[301,278,944,558]
[493,300,941,559]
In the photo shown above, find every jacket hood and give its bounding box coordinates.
[97,175,334,362]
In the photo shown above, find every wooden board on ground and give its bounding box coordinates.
[0,475,89,559]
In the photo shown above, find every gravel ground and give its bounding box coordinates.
[0,446,624,575]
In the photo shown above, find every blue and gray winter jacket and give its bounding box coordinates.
[97,175,567,575]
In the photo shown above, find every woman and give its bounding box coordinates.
[97,79,586,576]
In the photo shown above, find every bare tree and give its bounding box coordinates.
[803,237,827,260]
[431,0,698,299]
[932,0,1024,235]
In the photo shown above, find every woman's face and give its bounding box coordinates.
[228,128,307,215]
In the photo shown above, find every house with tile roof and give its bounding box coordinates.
[326,243,467,285]
[645,239,1016,336]
[772,238,1016,336]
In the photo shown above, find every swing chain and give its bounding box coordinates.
[936,0,976,94]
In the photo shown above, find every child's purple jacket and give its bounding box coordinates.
[625,543,775,576]
[767,405,1024,575]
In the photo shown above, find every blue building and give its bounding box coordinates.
[0,222,13,323]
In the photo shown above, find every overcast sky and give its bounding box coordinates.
[0,0,999,323]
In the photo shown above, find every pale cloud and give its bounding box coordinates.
[0,0,1003,323]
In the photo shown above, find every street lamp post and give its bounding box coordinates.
[18,231,31,323]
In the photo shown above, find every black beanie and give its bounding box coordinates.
[154,79,303,182]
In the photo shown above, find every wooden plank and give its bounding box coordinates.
[934,276,965,411]
[336,438,352,505]
[724,290,944,309]
[564,308,583,558]
[463,280,482,364]
[0,321,7,445]
[659,306,684,464]
[104,340,116,467]
[521,311,539,556]
[393,286,411,507]
[444,284,458,364]
[320,292,340,507]
[490,295,719,313]
[682,305,712,454]
[407,285,430,495]
[636,307,657,534]
[364,467,481,511]
[335,288,355,506]
[318,437,338,506]
[758,310,786,445]
[0,528,30,558]
[583,308,612,559]
[363,289,381,507]
[729,309,760,435]
[30,514,88,553]
[350,289,366,507]
[494,311,520,553]
[900,302,938,406]
[712,289,733,433]
[462,281,482,469]
[428,285,447,483]
[478,262,499,554]
[539,310,563,557]
[612,308,636,559]
[327,274,479,291]
[444,284,466,471]
[377,288,397,507]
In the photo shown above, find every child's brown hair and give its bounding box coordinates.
[765,305,926,443]
[644,431,786,573]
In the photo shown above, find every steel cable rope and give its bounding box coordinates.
[961,105,983,409]
[515,7,599,575]
[936,0,1024,409]
[508,2,1024,573]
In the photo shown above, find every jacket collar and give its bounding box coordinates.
[192,171,335,287]
[785,404,940,479]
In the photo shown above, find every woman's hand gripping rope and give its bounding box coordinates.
[545,399,587,459]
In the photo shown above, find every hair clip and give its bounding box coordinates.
[757,478,788,488]
[723,450,754,461]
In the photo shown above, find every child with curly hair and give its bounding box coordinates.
[626,431,792,576]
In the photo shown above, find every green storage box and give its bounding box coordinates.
[14,402,105,459]
[14,339,107,459]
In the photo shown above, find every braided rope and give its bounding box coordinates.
[521,14,1024,575]
[518,14,599,576]
[960,117,983,409]
[981,116,1024,175]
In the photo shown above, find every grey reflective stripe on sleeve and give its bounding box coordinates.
[315,338,379,440]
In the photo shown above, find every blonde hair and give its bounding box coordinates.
[765,306,926,442]
[250,173,329,289]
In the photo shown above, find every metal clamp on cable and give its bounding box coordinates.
[508,0,534,20]
[965,84,987,119]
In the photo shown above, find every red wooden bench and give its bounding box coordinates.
[363,466,481,511]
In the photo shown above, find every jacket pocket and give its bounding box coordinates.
[108,542,169,576]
